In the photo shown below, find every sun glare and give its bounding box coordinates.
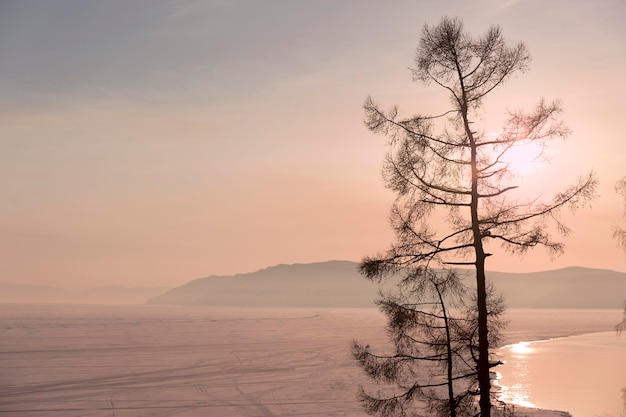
[500,388,537,409]
[496,341,538,408]
[509,341,534,355]
[502,141,546,175]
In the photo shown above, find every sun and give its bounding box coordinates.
[502,141,546,175]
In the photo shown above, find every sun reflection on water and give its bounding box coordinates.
[496,341,537,409]
[510,341,534,355]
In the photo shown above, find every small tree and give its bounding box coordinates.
[615,176,626,251]
[360,17,596,417]
[616,301,626,335]
[353,267,505,417]
[615,177,626,335]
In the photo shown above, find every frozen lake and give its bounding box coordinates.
[0,304,387,416]
[0,304,622,416]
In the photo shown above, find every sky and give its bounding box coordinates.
[1,0,625,289]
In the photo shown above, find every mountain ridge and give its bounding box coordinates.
[147,261,626,309]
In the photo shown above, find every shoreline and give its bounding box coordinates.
[501,328,619,348]
[499,307,619,346]
[494,309,621,417]
[496,330,625,417]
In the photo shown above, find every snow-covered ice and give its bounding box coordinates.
[0,304,620,416]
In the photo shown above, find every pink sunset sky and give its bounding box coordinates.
[1,0,625,289]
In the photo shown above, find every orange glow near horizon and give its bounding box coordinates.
[1,1,625,289]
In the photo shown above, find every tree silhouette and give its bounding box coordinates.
[617,302,626,335]
[360,16,596,417]
[615,176,626,251]
[616,178,626,337]
[353,267,505,417]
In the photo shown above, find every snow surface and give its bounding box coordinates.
[1,305,617,416]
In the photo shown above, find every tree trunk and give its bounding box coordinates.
[461,96,491,416]
[475,254,490,417]
[437,282,457,417]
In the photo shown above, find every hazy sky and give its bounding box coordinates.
[1,0,625,289]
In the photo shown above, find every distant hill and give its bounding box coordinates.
[486,266,626,309]
[147,261,626,309]
[147,260,377,307]
[79,285,173,304]
[0,282,73,303]
[0,282,171,304]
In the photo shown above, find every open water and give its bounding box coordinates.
[497,331,626,417]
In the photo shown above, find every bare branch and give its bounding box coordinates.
[357,16,595,417]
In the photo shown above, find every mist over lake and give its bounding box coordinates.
[3,3,626,417]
